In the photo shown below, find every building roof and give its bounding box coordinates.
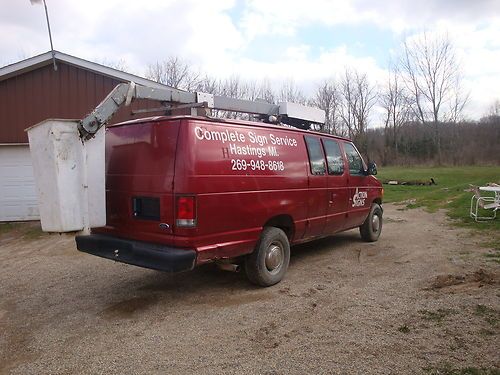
[0,50,168,90]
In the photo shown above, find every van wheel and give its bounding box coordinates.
[360,203,383,242]
[245,227,290,287]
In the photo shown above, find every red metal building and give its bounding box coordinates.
[0,51,170,221]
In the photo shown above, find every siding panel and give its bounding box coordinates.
[0,62,166,143]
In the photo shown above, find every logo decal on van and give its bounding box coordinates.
[193,126,298,173]
[352,188,367,207]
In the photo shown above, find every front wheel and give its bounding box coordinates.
[245,227,290,287]
[360,203,383,242]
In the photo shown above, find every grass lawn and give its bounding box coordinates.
[378,166,500,254]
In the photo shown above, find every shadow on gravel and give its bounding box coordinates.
[92,231,365,318]
[123,231,361,295]
[95,265,277,319]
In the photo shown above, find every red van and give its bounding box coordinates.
[76,115,383,286]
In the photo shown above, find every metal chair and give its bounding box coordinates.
[470,185,499,221]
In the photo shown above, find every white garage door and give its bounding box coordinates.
[0,145,39,221]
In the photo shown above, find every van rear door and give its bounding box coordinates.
[103,119,180,244]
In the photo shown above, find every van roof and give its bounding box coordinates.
[109,115,352,142]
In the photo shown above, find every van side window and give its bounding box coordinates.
[322,139,344,175]
[305,136,326,175]
[343,143,364,176]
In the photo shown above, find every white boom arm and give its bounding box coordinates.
[78,82,325,140]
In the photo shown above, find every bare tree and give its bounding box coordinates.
[338,69,377,144]
[446,74,470,123]
[488,99,500,117]
[219,75,249,100]
[400,32,468,164]
[195,74,220,94]
[145,56,200,90]
[246,79,276,104]
[380,65,412,161]
[278,79,306,104]
[338,71,356,138]
[311,79,343,135]
[257,79,276,104]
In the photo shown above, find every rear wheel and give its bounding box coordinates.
[360,203,383,242]
[245,227,290,287]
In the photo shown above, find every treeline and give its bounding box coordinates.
[365,116,500,166]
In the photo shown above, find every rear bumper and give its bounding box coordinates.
[75,234,196,273]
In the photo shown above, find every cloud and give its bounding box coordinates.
[239,0,369,40]
[1,0,499,118]
[238,0,500,38]
[0,0,242,74]
[355,0,500,33]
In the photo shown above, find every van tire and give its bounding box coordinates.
[245,227,290,287]
[360,203,382,242]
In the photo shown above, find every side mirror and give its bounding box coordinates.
[367,162,377,176]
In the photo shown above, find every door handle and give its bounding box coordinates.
[329,193,336,204]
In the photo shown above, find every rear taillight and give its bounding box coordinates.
[176,196,196,227]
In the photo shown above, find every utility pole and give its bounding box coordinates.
[31,0,57,71]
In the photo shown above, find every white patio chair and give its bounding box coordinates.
[470,185,500,221]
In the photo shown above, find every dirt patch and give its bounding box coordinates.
[429,268,499,290]
[0,221,46,245]
[0,205,499,374]
[100,295,160,319]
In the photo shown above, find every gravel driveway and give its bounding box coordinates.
[0,204,499,374]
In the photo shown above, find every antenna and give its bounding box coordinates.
[30,0,57,71]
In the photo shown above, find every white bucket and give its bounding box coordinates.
[27,119,106,233]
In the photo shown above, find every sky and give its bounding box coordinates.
[1,0,499,123]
